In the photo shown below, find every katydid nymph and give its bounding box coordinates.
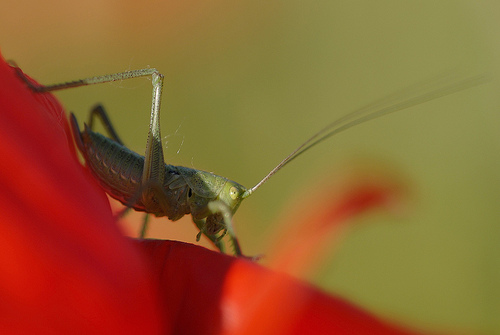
[12,65,485,257]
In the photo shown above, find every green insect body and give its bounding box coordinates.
[73,121,246,219]
[12,63,485,257]
[70,108,248,255]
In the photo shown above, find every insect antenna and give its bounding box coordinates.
[241,74,487,199]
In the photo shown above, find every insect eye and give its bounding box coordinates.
[229,186,238,200]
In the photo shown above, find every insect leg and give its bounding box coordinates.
[140,72,166,204]
[13,66,162,93]
[207,201,244,257]
[139,214,150,239]
[193,218,226,253]
[87,105,124,145]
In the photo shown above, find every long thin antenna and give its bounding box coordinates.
[242,74,487,199]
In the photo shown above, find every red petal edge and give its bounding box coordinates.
[268,179,405,275]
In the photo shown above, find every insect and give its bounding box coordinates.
[12,64,485,257]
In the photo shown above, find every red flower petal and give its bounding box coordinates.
[0,53,164,333]
[138,240,423,335]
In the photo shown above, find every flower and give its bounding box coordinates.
[0,52,427,334]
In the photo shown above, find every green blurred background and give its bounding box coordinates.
[2,1,500,333]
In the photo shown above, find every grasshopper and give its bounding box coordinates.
[12,65,485,257]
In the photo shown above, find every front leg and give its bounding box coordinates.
[193,218,226,254]
[193,201,244,257]
[206,201,261,260]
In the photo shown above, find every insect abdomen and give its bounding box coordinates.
[83,128,142,197]
[79,127,191,220]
